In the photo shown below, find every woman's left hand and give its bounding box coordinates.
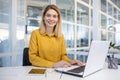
[70,60,85,66]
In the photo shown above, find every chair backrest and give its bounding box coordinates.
[23,47,32,66]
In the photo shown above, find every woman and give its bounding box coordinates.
[29,4,84,68]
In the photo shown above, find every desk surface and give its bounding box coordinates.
[0,66,120,80]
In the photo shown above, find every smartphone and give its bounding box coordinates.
[29,68,46,74]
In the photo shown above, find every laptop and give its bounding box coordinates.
[55,41,110,77]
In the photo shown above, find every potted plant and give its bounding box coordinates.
[109,41,120,58]
[107,41,120,69]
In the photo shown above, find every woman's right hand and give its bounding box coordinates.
[53,60,71,68]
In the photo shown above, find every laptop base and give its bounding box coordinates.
[55,70,83,77]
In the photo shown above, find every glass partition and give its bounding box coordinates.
[0,0,10,53]
[108,2,112,16]
[111,0,120,8]
[108,32,113,41]
[56,0,75,22]
[118,11,120,21]
[77,3,89,25]
[0,0,13,66]
[91,9,93,26]
[26,1,49,34]
[115,32,120,45]
[76,26,89,47]
[62,23,74,48]
[113,7,117,19]
[82,0,89,4]
[101,30,107,40]
[101,0,106,13]
[107,17,113,26]
[0,0,10,23]
[0,56,11,67]
[101,14,107,29]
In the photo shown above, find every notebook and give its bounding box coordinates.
[55,41,110,77]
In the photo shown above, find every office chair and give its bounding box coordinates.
[23,47,32,66]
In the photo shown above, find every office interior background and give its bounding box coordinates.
[0,0,120,67]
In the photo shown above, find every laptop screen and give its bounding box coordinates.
[83,41,110,77]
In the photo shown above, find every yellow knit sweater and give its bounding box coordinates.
[29,29,71,67]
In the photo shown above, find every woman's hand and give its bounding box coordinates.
[70,60,85,66]
[53,60,71,68]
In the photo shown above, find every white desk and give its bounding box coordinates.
[0,66,120,80]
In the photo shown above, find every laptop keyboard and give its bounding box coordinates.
[67,66,85,73]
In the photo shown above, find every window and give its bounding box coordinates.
[101,0,106,13]
[101,14,107,29]
[77,3,89,25]
[56,0,75,22]
[77,26,89,47]
[108,3,113,16]
[62,23,74,48]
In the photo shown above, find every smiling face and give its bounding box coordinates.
[40,4,62,37]
[44,9,58,30]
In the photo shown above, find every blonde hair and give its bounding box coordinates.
[39,4,62,38]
